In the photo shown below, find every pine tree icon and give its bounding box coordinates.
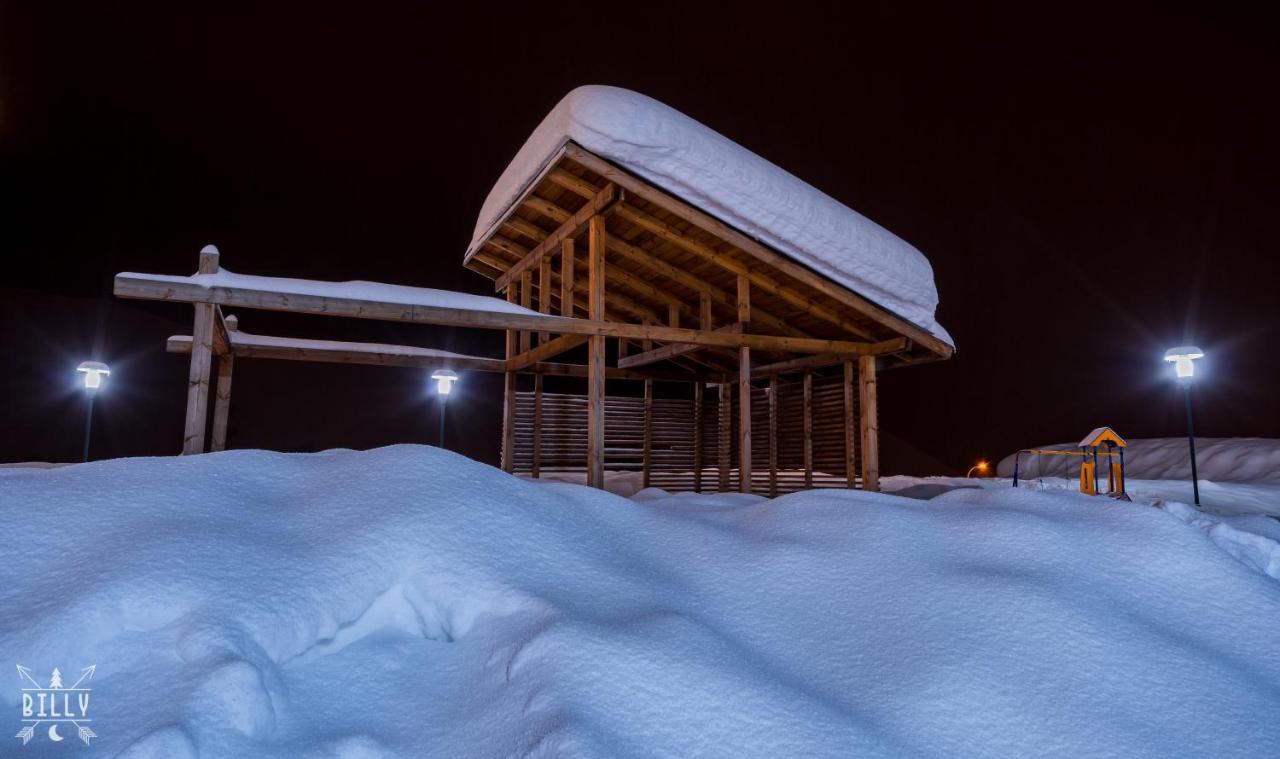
[49,668,63,689]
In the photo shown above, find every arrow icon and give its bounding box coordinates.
[16,665,43,689]
[69,665,96,689]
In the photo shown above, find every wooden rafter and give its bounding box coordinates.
[616,323,743,369]
[506,334,588,372]
[494,183,618,293]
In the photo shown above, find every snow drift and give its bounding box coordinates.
[997,437,1280,483]
[2,447,1278,757]
[468,85,953,346]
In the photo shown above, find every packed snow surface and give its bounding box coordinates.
[468,85,953,346]
[3,447,1278,757]
[998,437,1280,483]
[118,268,545,317]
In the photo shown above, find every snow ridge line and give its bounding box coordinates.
[1160,501,1280,581]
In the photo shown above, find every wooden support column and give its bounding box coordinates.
[532,373,543,478]
[803,372,813,489]
[693,382,704,492]
[844,360,856,488]
[501,285,518,473]
[718,383,731,490]
[737,275,752,493]
[519,270,532,353]
[859,355,880,492]
[768,376,778,497]
[538,255,552,344]
[560,238,575,317]
[642,378,653,488]
[182,245,219,454]
[586,215,607,488]
[210,314,238,452]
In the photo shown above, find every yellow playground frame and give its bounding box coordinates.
[1012,427,1129,498]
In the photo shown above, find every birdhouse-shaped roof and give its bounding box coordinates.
[1079,427,1126,448]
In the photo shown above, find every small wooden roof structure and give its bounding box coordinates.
[1079,427,1127,449]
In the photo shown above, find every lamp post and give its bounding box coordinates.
[430,369,459,450]
[76,361,110,463]
[1164,346,1204,507]
[966,461,989,478]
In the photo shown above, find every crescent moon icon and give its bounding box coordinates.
[48,724,64,742]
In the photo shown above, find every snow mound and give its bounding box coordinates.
[2,447,1278,756]
[469,85,952,346]
[998,437,1280,483]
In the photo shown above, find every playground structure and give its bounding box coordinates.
[1013,427,1128,498]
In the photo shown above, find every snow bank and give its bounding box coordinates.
[3,447,1278,757]
[469,86,953,346]
[118,268,545,317]
[998,437,1280,483]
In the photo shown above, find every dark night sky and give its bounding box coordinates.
[2,3,1277,474]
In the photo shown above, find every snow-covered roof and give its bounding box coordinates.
[468,85,953,347]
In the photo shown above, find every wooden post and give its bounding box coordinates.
[859,355,880,492]
[737,274,752,493]
[538,255,552,344]
[532,372,543,478]
[209,314,237,452]
[519,270,532,354]
[586,215,607,488]
[803,372,813,489]
[700,293,712,331]
[844,360,856,488]
[642,378,653,488]
[768,376,778,497]
[560,238,575,317]
[718,382,731,491]
[182,245,219,454]
[693,382,704,492]
[501,284,518,473]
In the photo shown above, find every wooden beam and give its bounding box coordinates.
[532,372,543,478]
[565,143,954,358]
[642,378,653,488]
[494,183,617,293]
[768,376,778,498]
[182,246,220,454]
[506,334,588,372]
[803,372,813,489]
[738,274,752,493]
[519,271,532,353]
[693,382,704,492]
[210,314,237,452]
[718,383,731,491]
[502,286,518,473]
[752,341,909,378]
[586,214,607,488]
[844,360,856,489]
[860,355,880,492]
[560,238,575,317]
[538,255,553,344]
[116,273,881,355]
[616,323,743,370]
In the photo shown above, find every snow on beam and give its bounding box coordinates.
[118,270,883,356]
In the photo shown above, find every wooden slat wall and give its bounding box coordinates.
[511,375,858,495]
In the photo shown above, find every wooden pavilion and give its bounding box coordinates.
[116,91,953,495]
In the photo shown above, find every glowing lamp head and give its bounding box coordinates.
[1164,346,1204,380]
[977,460,989,471]
[431,369,459,396]
[77,361,110,390]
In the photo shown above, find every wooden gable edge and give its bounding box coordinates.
[462,142,572,269]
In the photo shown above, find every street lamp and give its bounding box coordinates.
[76,361,110,462]
[966,460,989,478]
[430,369,459,449]
[1164,346,1204,507]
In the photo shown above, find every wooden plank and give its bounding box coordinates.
[615,323,742,369]
[210,355,235,452]
[560,238,575,317]
[494,183,617,293]
[506,334,589,372]
[718,383,731,491]
[565,144,954,359]
[538,255,553,344]
[693,382,704,492]
[738,275,751,493]
[768,376,778,497]
[115,274,880,355]
[803,372,813,489]
[519,271,532,353]
[532,372,543,478]
[752,340,909,377]
[844,360,856,488]
[586,214,607,488]
[860,355,880,492]
[502,286,518,473]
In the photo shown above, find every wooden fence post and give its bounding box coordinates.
[182,244,219,454]
[209,314,237,452]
